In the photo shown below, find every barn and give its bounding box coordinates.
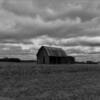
[37,46,75,64]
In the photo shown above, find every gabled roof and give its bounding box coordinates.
[37,46,67,57]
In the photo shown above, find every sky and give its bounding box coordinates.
[0,0,100,61]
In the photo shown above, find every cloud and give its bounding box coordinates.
[0,0,99,39]
[0,42,36,59]
[3,0,37,16]
[2,0,98,22]
[28,36,100,57]
[0,13,82,39]
[0,0,99,60]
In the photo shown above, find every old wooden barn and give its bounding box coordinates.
[37,46,75,64]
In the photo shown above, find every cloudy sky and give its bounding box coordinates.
[0,0,100,61]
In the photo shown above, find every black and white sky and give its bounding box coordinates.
[0,0,100,61]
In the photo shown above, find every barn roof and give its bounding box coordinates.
[37,46,67,57]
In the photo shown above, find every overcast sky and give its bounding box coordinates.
[0,0,100,61]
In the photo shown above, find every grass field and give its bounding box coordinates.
[0,62,100,100]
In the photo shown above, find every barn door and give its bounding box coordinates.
[43,56,45,64]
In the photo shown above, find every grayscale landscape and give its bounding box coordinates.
[0,0,100,100]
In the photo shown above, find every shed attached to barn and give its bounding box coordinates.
[37,46,75,64]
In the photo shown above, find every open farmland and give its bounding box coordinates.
[0,63,100,100]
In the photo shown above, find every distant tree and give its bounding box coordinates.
[0,57,21,62]
[86,61,97,64]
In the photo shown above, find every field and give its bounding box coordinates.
[0,63,100,100]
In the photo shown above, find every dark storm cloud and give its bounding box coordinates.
[0,0,99,39]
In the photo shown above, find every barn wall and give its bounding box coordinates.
[50,57,58,64]
[49,56,75,64]
[37,48,49,64]
[37,55,75,64]
[61,57,75,64]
